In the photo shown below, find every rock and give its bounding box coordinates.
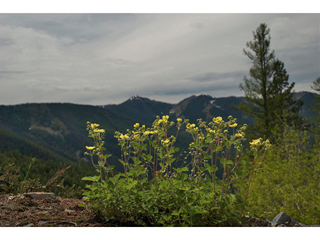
[272,212,307,227]
[23,192,56,200]
[21,223,34,227]
[64,209,75,214]
[8,196,15,201]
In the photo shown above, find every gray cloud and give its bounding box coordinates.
[0,38,14,46]
[0,13,319,105]
[0,70,25,74]
[190,71,247,83]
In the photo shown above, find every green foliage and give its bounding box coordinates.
[245,123,320,225]
[0,103,136,170]
[310,77,320,134]
[81,116,270,226]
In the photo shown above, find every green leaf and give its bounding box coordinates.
[82,176,100,182]
[180,167,189,172]
[226,160,234,165]
[118,159,127,166]
[163,214,172,222]
[209,165,218,173]
[109,177,115,185]
[182,173,188,181]
[204,162,210,169]
[114,174,121,180]
[171,211,180,216]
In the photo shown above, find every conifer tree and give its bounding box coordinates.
[235,23,304,142]
[268,59,304,135]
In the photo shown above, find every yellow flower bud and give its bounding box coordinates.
[94,129,105,133]
[86,146,95,150]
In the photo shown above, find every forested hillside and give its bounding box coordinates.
[0,91,319,200]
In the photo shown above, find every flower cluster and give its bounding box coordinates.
[85,122,106,152]
[249,137,271,152]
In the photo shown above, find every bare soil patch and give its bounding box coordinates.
[0,193,266,227]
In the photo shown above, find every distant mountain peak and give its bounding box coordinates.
[129,95,144,101]
[128,95,158,102]
[194,94,212,98]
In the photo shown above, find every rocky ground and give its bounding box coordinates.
[0,192,319,227]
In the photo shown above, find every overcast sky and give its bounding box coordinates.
[0,13,319,105]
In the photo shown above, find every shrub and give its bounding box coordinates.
[245,123,320,225]
[81,116,270,226]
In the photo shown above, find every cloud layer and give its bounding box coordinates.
[0,13,319,105]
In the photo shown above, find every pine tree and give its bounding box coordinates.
[234,23,304,142]
[268,59,304,135]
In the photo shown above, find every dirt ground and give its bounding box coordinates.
[0,192,268,227]
[0,193,121,227]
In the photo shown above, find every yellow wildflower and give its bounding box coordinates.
[162,139,170,144]
[94,129,105,133]
[177,118,182,122]
[142,125,145,128]
[214,117,222,124]
[209,129,215,134]
[134,123,140,128]
[229,123,237,128]
[86,146,95,150]
[186,123,196,129]
[144,131,150,136]
[91,123,99,129]
[120,134,129,140]
[250,139,261,146]
[235,133,243,137]
[162,115,169,120]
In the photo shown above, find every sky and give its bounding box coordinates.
[1,4,319,106]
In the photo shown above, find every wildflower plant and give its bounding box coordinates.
[81,116,270,226]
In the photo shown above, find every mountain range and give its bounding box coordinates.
[0,91,318,172]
